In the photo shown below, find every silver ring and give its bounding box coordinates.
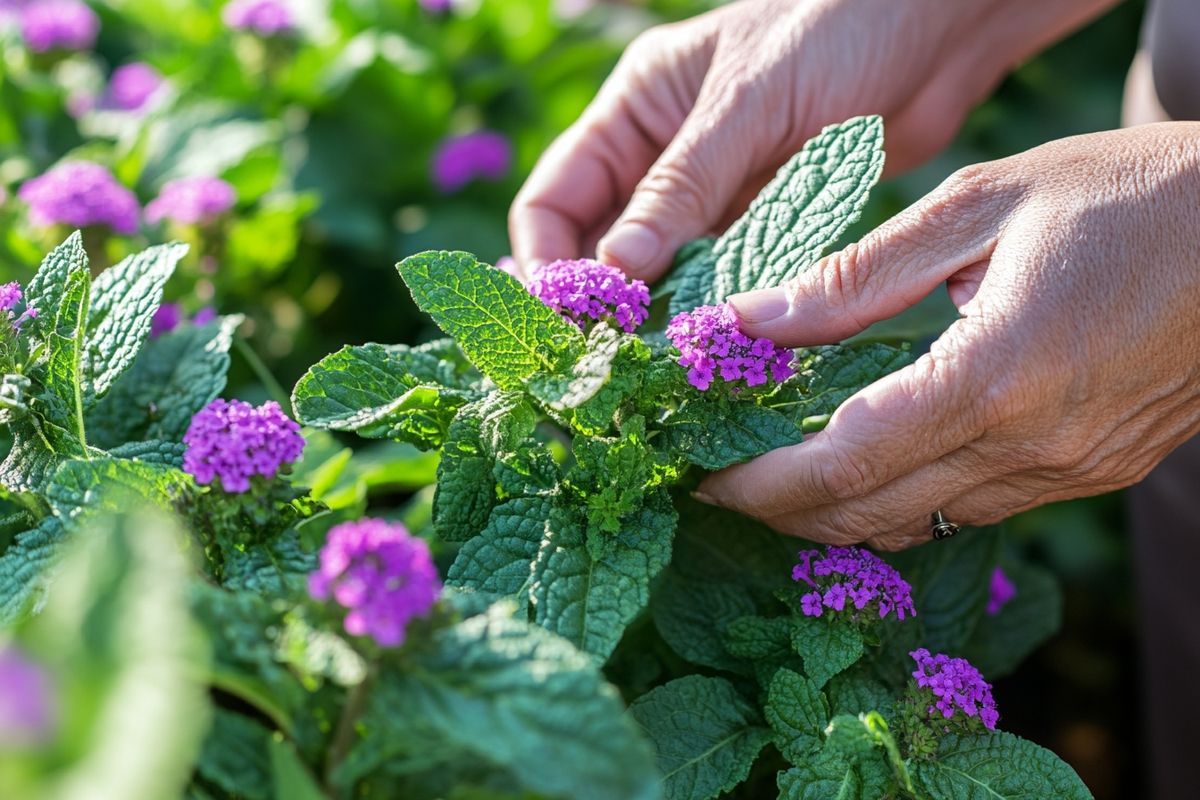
[931,510,960,541]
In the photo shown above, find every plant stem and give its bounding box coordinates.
[234,336,291,409]
[325,668,374,797]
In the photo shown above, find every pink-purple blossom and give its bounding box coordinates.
[431,131,512,193]
[793,546,916,621]
[666,303,794,391]
[987,566,1016,616]
[103,62,163,112]
[308,518,442,648]
[0,645,56,748]
[419,0,452,12]
[150,302,183,338]
[183,399,305,493]
[18,0,98,53]
[145,177,236,225]
[528,258,650,333]
[222,0,294,36]
[18,161,140,234]
[0,281,37,331]
[910,648,999,730]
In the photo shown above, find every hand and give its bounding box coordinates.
[509,0,1114,280]
[696,123,1200,550]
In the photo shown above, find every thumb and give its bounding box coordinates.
[728,168,1007,345]
[597,78,759,281]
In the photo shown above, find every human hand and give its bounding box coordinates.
[696,123,1200,550]
[509,0,1114,280]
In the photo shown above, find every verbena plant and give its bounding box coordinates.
[0,118,1088,800]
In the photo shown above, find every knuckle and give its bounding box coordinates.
[635,160,713,220]
[812,450,875,503]
[942,162,1001,201]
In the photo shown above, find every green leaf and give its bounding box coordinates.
[340,607,660,800]
[528,325,648,435]
[531,492,676,660]
[23,231,88,343]
[825,666,896,720]
[0,517,65,626]
[666,237,718,315]
[630,675,770,800]
[222,531,317,596]
[44,458,190,524]
[269,736,327,800]
[196,709,273,800]
[779,343,914,422]
[82,242,187,402]
[705,116,885,303]
[724,616,796,662]
[107,439,186,466]
[651,570,756,673]
[776,715,897,800]
[963,560,1062,678]
[0,417,90,494]
[909,528,1001,653]
[42,266,91,439]
[791,616,865,688]
[447,496,551,601]
[660,399,803,470]
[86,315,241,449]
[765,668,828,761]
[397,251,585,390]
[433,399,498,543]
[911,731,1093,800]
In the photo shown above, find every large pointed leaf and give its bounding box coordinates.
[911,732,1092,800]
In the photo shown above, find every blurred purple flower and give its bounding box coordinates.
[222,0,294,36]
[18,161,139,234]
[528,258,650,332]
[103,62,163,112]
[986,566,1017,616]
[150,302,183,338]
[18,0,98,53]
[666,303,794,391]
[308,518,441,647]
[431,131,512,193]
[145,177,236,225]
[183,399,305,493]
[419,0,452,12]
[0,281,37,331]
[192,306,217,325]
[910,648,999,730]
[0,645,56,747]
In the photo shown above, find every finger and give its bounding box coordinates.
[727,166,1014,346]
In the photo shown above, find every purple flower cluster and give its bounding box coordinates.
[666,303,794,391]
[793,545,916,621]
[987,566,1016,616]
[222,0,295,36]
[18,161,140,234]
[528,259,650,333]
[419,0,453,12]
[182,399,305,493]
[150,303,218,337]
[145,177,236,225]
[308,518,441,647]
[0,645,56,748]
[19,0,99,53]
[0,281,37,330]
[103,62,163,112]
[910,648,999,730]
[431,131,512,193]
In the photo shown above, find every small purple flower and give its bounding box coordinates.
[0,281,37,331]
[528,259,650,333]
[18,161,140,234]
[0,645,56,747]
[183,399,305,493]
[419,0,452,12]
[431,131,512,193]
[308,518,442,647]
[192,306,217,325]
[145,177,236,225]
[19,0,99,53]
[910,648,999,730]
[666,303,794,391]
[222,0,294,36]
[150,302,183,338]
[986,566,1017,616]
[103,62,163,112]
[792,545,916,622]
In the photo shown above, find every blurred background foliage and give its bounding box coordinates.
[0,0,1146,797]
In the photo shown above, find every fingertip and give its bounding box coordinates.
[597,220,665,280]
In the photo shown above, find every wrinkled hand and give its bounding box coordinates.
[697,124,1200,550]
[509,0,1111,279]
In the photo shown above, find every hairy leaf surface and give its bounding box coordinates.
[911,732,1092,800]
[447,496,551,600]
[660,399,803,471]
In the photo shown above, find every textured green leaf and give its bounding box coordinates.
[398,250,585,390]
[791,616,865,688]
[651,569,756,673]
[82,242,187,401]
[911,732,1093,800]
[447,496,551,600]
[660,399,803,470]
[671,497,796,596]
[222,531,317,596]
[531,492,676,660]
[777,716,897,800]
[0,517,65,626]
[42,266,91,437]
[766,668,828,761]
[528,325,648,435]
[475,391,537,453]
[86,315,241,449]
[779,343,913,423]
[196,709,272,800]
[433,399,498,542]
[910,528,1001,653]
[705,116,885,303]
[0,417,90,494]
[724,615,796,662]
[630,675,770,800]
[107,439,186,466]
[23,231,88,343]
[341,607,660,800]
[826,666,896,720]
[963,560,1062,678]
[493,443,559,499]
[45,458,190,524]
[667,237,718,315]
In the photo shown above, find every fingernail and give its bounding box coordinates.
[599,222,661,275]
[728,287,790,324]
[691,490,720,507]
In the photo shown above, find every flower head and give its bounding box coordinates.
[19,0,99,53]
[986,566,1017,616]
[666,303,794,391]
[103,62,163,112]
[183,399,305,493]
[222,0,294,36]
[910,648,999,730]
[792,545,915,621]
[145,177,236,225]
[528,259,650,333]
[431,131,512,193]
[308,518,441,647]
[150,302,183,338]
[18,161,139,234]
[0,645,56,747]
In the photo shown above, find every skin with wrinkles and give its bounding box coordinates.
[511,0,1200,551]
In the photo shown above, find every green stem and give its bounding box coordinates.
[234,336,291,409]
[326,668,374,796]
